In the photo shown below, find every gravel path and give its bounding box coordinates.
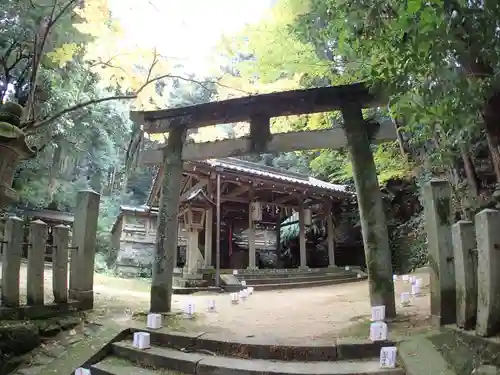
[1,264,432,341]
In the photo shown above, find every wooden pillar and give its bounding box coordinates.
[298,202,307,268]
[248,202,256,269]
[326,202,336,267]
[341,104,396,318]
[151,127,186,313]
[275,209,282,268]
[204,208,213,267]
[423,180,456,326]
[475,209,500,337]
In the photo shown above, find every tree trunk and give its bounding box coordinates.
[48,143,63,202]
[460,145,479,198]
[485,130,500,183]
[341,104,396,318]
[150,127,186,313]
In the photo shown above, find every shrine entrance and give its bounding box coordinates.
[132,82,398,316]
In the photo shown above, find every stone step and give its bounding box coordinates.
[172,286,223,295]
[129,329,397,362]
[107,341,404,375]
[249,276,366,291]
[238,272,357,285]
[92,356,187,374]
[232,268,357,278]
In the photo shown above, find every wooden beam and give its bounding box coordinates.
[275,193,300,204]
[132,83,385,133]
[221,196,298,209]
[140,122,396,165]
[226,185,251,198]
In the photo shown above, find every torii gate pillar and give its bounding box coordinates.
[342,104,396,318]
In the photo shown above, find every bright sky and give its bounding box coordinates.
[108,0,271,75]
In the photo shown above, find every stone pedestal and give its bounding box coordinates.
[204,208,213,267]
[184,227,203,275]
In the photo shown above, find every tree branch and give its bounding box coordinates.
[24,0,79,120]
[24,72,232,132]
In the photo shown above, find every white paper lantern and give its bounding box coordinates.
[379,347,397,369]
[411,285,421,296]
[230,292,239,304]
[132,332,151,350]
[345,266,350,271]
[250,202,262,221]
[371,305,386,322]
[75,368,91,375]
[369,321,388,342]
[400,292,411,306]
[207,299,216,312]
[232,269,238,275]
[146,313,162,330]
[239,289,248,300]
[241,280,247,286]
[303,208,312,225]
[184,302,196,318]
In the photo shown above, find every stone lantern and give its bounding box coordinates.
[181,188,214,275]
[183,207,206,231]
[0,103,36,208]
[250,201,262,221]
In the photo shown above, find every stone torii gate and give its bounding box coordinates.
[132,82,398,316]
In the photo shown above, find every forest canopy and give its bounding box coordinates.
[2,0,499,268]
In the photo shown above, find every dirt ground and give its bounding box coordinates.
[0,264,433,341]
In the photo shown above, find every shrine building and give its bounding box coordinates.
[110,157,354,278]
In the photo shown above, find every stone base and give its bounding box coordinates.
[69,290,94,310]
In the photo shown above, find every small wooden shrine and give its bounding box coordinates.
[110,157,350,276]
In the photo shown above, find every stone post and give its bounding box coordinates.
[1,216,23,307]
[69,190,100,309]
[204,208,213,267]
[27,219,47,305]
[151,127,185,313]
[342,104,396,317]
[475,209,500,337]
[52,224,70,303]
[248,202,257,269]
[451,220,477,329]
[326,204,336,267]
[299,203,307,268]
[423,180,456,326]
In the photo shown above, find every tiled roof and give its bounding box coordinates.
[147,157,347,206]
[203,158,346,193]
